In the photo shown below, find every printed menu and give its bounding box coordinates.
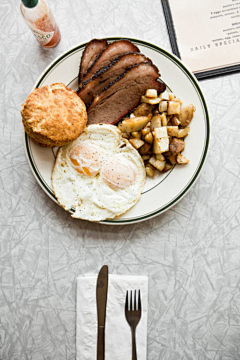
[162,0,240,79]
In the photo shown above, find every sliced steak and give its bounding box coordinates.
[87,63,166,125]
[79,39,108,83]
[79,39,140,87]
[77,53,152,104]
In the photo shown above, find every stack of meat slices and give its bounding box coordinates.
[77,39,166,125]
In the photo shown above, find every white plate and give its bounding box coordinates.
[23,37,210,225]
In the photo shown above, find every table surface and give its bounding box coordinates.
[1,1,240,359]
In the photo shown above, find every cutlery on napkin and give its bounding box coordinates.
[76,273,148,360]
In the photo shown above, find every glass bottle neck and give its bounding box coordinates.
[21,0,38,8]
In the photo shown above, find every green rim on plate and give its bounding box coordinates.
[24,37,210,225]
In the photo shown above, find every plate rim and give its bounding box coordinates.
[23,36,210,225]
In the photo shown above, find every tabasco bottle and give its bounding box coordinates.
[20,0,61,48]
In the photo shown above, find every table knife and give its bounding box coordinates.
[96,265,108,360]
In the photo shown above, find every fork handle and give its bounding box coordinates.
[131,327,137,360]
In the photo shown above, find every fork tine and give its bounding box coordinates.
[130,290,133,311]
[138,290,141,311]
[125,290,128,311]
[134,290,136,311]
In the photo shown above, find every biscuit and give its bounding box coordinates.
[21,83,87,147]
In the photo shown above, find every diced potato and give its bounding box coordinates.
[160,90,169,100]
[169,137,185,154]
[133,103,154,116]
[145,163,155,177]
[121,132,130,139]
[174,98,182,104]
[145,89,158,98]
[167,154,177,165]
[149,155,156,166]
[168,93,175,101]
[152,128,169,154]
[150,115,161,131]
[177,154,189,164]
[168,101,181,115]
[149,156,166,171]
[168,115,180,126]
[129,138,145,149]
[167,126,179,137]
[132,131,142,139]
[144,132,153,144]
[154,127,168,138]
[118,115,151,133]
[159,100,168,112]
[153,137,169,154]
[178,104,195,127]
[125,90,194,178]
[162,163,173,172]
[161,151,172,157]
[159,113,167,126]
[141,123,151,137]
[177,127,190,138]
[139,142,152,155]
[156,154,165,161]
[141,95,161,105]
[154,160,166,172]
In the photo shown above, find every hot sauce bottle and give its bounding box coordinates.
[20,0,61,48]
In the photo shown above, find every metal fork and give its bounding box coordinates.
[125,290,142,360]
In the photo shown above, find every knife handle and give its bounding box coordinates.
[97,326,105,360]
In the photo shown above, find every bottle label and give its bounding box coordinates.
[32,29,54,45]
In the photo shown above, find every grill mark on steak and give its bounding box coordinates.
[79,39,140,88]
[79,39,108,84]
[87,63,166,125]
[77,52,152,105]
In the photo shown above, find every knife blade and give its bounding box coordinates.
[96,265,108,360]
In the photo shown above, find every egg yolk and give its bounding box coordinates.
[101,156,136,190]
[70,143,103,176]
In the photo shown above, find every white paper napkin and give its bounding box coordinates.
[76,274,148,360]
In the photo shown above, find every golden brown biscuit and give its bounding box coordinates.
[21,83,87,147]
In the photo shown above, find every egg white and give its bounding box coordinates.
[51,124,146,221]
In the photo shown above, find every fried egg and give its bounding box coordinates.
[52,124,146,221]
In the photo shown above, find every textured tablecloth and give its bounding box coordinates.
[1,0,240,359]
